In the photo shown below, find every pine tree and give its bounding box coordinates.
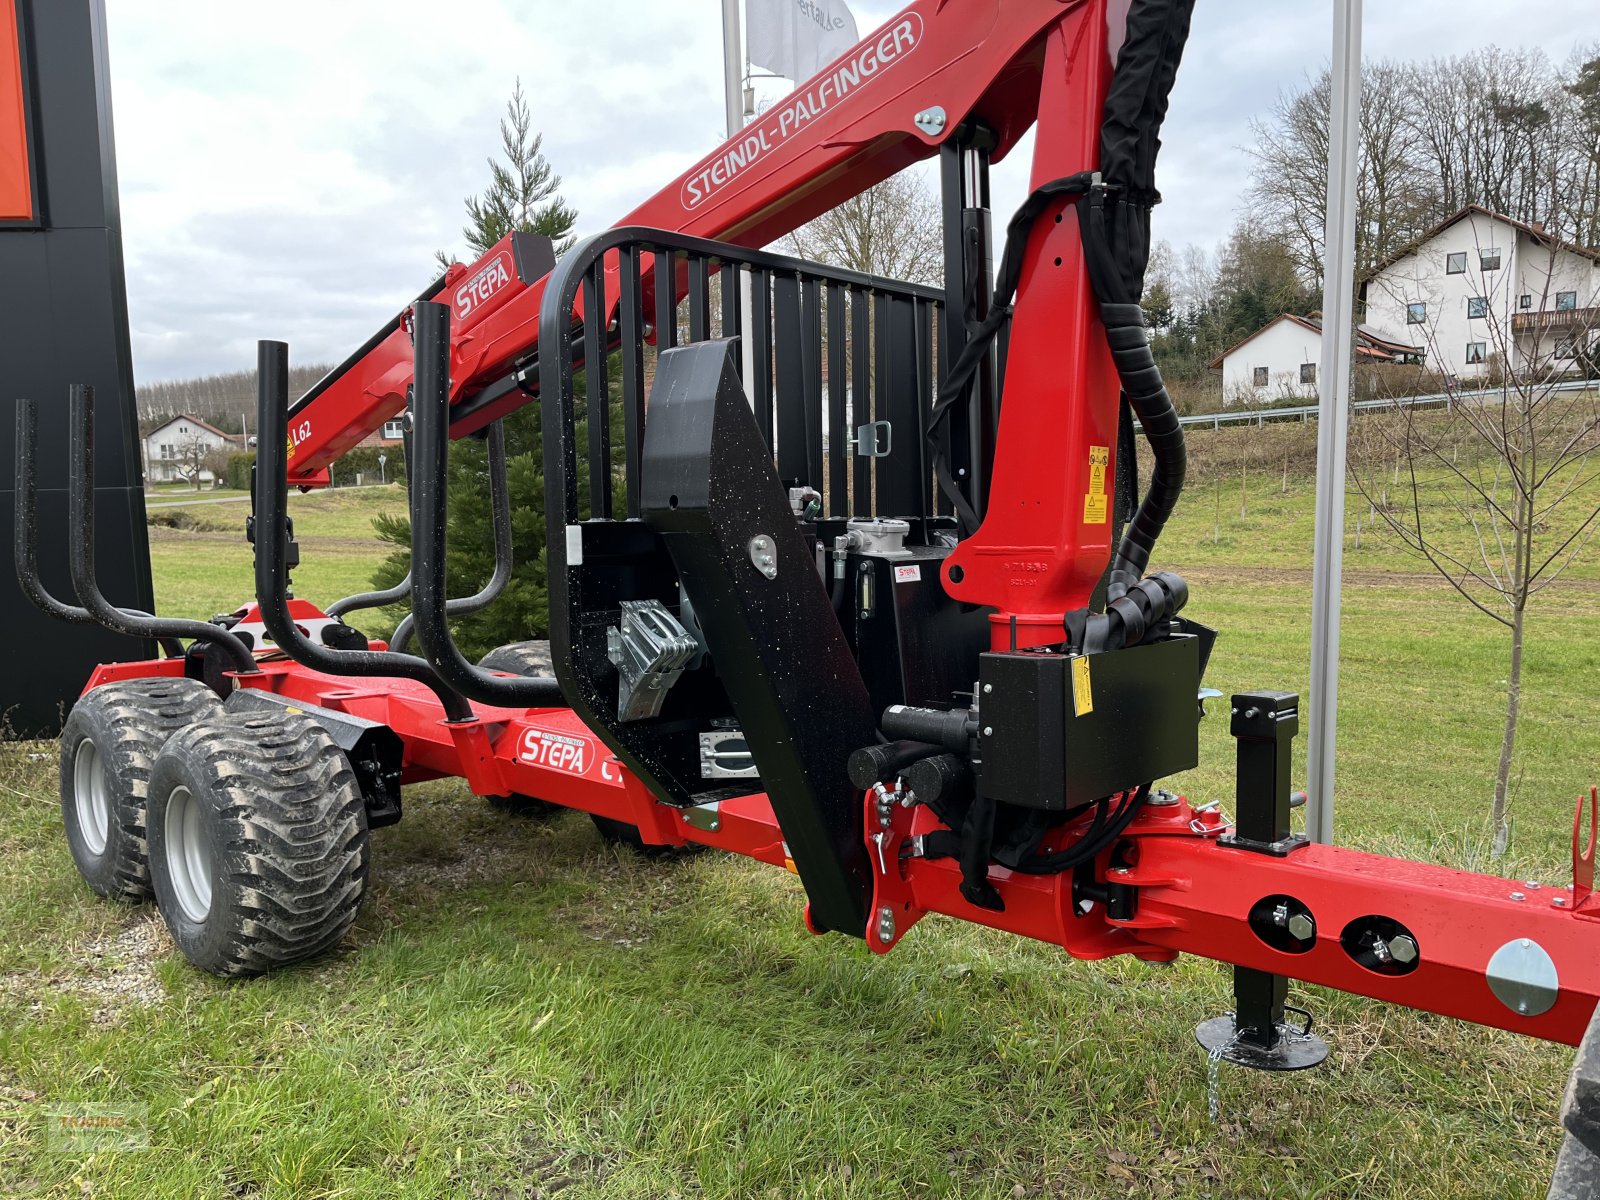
[367,80,591,659]
[436,79,578,269]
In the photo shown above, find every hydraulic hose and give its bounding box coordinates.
[1097,301,1186,601]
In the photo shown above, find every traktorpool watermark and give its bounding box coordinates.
[43,1103,148,1152]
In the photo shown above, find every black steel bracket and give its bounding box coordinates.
[225,688,404,826]
[1217,690,1309,857]
[639,338,879,939]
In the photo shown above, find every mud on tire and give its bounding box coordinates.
[478,640,555,679]
[58,677,225,902]
[147,709,369,977]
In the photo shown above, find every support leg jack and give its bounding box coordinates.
[1196,691,1329,1069]
[1196,965,1329,1071]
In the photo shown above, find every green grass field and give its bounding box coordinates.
[2,455,1597,1197]
[144,485,409,620]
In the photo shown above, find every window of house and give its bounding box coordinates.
[1445,252,1467,274]
[1407,302,1427,324]
[1465,342,1486,364]
[1557,291,1578,311]
[1252,366,1269,388]
[1556,337,1576,360]
[1480,248,1502,271]
[1519,294,1532,310]
[161,444,173,459]
[1299,363,1317,385]
[1467,296,1488,319]
[381,419,405,439]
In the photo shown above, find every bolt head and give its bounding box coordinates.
[1554,896,1570,908]
[1388,934,1418,964]
[982,683,993,694]
[1287,913,1316,942]
[982,726,993,737]
[1510,891,1526,902]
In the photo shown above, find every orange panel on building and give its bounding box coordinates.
[0,0,32,222]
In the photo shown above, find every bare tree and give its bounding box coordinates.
[138,366,329,433]
[1248,47,1593,288]
[171,432,214,491]
[201,446,235,490]
[1353,234,1600,856]
[1557,47,1600,250]
[779,170,942,285]
[1247,63,1436,283]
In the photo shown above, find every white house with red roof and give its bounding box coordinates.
[141,414,244,484]
[1209,313,1422,406]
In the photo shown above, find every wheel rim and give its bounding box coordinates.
[164,786,214,922]
[72,739,111,856]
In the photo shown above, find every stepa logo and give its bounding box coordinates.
[518,726,596,776]
[454,252,512,321]
[680,13,923,211]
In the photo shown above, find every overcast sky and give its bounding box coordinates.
[104,2,1594,385]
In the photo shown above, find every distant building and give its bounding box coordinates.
[142,414,244,484]
[359,418,406,449]
[1362,205,1600,384]
[1209,313,1422,406]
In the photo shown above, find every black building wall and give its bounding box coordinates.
[1,0,156,735]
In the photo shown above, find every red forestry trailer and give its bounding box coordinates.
[13,0,1600,1190]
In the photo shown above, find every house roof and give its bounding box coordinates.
[1206,312,1423,371]
[145,413,244,443]
[1365,204,1600,279]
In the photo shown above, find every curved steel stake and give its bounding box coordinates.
[390,419,513,653]
[253,341,472,721]
[61,389,257,674]
[407,301,562,709]
[13,397,183,658]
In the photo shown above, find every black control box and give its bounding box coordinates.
[977,634,1200,810]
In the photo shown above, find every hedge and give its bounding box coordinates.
[222,446,406,493]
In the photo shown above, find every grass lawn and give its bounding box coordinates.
[2,455,1597,1197]
[144,485,407,620]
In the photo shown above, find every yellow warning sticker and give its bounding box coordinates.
[1071,654,1093,717]
[1084,444,1110,524]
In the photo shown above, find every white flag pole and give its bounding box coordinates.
[721,0,744,139]
[720,0,758,391]
[1306,0,1363,846]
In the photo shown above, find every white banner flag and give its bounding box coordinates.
[746,0,860,84]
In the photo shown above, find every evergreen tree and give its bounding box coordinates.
[436,79,578,269]
[367,80,587,659]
